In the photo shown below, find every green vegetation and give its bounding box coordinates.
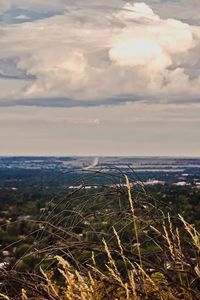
[0,174,200,299]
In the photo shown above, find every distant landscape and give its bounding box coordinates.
[0,156,200,299]
[0,156,200,189]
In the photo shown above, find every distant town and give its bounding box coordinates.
[0,156,199,189]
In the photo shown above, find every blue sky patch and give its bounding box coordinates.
[0,8,62,24]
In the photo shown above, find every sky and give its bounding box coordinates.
[0,0,200,156]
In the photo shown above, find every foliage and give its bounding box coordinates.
[0,174,200,299]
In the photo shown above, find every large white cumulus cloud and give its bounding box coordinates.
[0,2,200,104]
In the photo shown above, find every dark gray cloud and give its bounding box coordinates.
[0,95,199,108]
[0,96,143,108]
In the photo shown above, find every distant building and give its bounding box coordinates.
[143,180,165,186]
[173,181,190,186]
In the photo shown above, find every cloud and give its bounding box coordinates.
[149,0,200,25]
[114,2,159,21]
[0,1,10,14]
[0,57,35,80]
[14,14,30,20]
[0,0,67,14]
[0,2,200,106]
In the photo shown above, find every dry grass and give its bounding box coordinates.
[0,176,200,299]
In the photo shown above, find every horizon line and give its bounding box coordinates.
[0,155,200,159]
